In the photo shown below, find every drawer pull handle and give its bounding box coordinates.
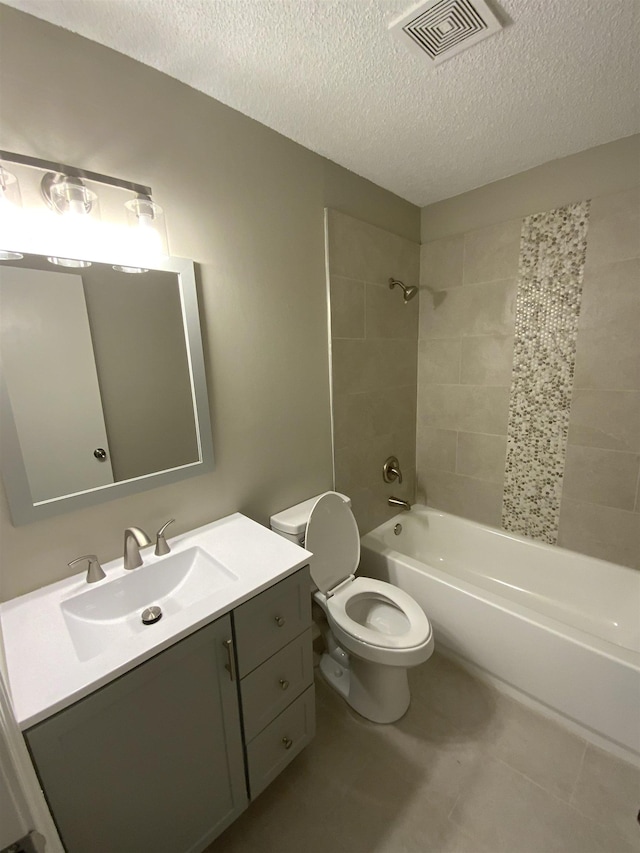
[223,638,237,682]
[279,679,290,691]
[275,615,285,627]
[282,736,293,750]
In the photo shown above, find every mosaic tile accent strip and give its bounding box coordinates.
[502,201,590,543]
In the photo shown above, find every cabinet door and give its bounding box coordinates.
[25,616,247,853]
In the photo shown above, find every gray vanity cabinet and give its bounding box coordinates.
[234,569,315,798]
[25,614,247,853]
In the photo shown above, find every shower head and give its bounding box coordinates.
[389,278,418,303]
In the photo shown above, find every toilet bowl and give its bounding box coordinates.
[270,491,434,723]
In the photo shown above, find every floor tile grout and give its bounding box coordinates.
[568,739,589,806]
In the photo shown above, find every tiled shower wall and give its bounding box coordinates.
[417,187,640,569]
[326,210,419,534]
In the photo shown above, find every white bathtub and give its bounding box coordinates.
[360,506,640,762]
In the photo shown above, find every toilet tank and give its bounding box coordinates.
[270,492,351,545]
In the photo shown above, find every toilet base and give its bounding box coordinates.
[319,649,411,724]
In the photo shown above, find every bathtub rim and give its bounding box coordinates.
[361,506,640,668]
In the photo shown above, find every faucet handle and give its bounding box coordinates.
[68,554,106,584]
[155,518,175,556]
[383,455,403,485]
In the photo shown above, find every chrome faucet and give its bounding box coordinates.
[123,527,152,570]
[388,496,412,511]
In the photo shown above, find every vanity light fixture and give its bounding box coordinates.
[0,164,22,207]
[0,150,168,264]
[113,265,149,274]
[0,164,24,260]
[41,172,99,218]
[47,256,92,269]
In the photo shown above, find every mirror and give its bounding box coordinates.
[0,252,213,524]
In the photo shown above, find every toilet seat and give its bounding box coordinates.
[307,493,433,667]
[327,577,431,651]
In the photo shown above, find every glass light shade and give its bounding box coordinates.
[47,256,92,268]
[49,176,99,218]
[124,195,167,259]
[0,167,22,208]
[0,167,24,256]
[113,265,149,274]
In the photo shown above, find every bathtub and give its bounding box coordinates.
[359,506,640,762]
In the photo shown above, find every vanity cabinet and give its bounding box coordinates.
[25,614,247,853]
[24,567,315,852]
[234,568,315,797]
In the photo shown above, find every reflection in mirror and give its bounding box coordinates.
[0,253,213,524]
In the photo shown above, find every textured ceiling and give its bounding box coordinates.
[3,0,639,206]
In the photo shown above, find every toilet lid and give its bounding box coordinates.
[305,492,360,594]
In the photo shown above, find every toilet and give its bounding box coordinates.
[270,491,434,723]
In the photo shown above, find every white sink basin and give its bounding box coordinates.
[60,547,237,661]
[1,513,312,729]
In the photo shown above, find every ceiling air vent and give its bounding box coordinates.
[389,0,503,65]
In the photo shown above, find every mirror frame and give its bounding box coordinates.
[0,255,214,525]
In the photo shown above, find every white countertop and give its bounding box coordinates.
[0,513,311,730]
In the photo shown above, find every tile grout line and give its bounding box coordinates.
[568,740,588,807]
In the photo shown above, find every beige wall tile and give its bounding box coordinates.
[370,339,418,390]
[416,426,457,473]
[463,219,522,285]
[421,234,464,290]
[332,392,374,450]
[335,385,417,451]
[460,335,514,386]
[329,276,364,339]
[466,279,517,337]
[418,338,461,384]
[586,187,640,268]
[335,429,416,534]
[367,384,417,437]
[418,385,510,435]
[332,339,417,395]
[331,339,376,395]
[456,432,507,484]
[419,279,516,340]
[327,209,419,286]
[568,389,640,452]
[417,469,503,527]
[558,499,640,568]
[365,282,419,339]
[563,445,639,510]
[419,285,469,339]
[573,326,640,391]
[578,257,640,333]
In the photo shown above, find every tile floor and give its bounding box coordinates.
[208,652,640,853]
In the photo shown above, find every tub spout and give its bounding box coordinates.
[388,496,412,511]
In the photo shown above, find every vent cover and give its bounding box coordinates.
[389,0,503,65]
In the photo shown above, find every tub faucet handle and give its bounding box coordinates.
[155,518,175,556]
[383,456,403,484]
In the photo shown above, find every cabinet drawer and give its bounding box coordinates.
[246,686,315,799]
[234,568,311,677]
[241,629,313,741]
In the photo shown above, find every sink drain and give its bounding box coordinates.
[141,606,162,625]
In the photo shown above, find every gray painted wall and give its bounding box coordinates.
[0,6,419,601]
